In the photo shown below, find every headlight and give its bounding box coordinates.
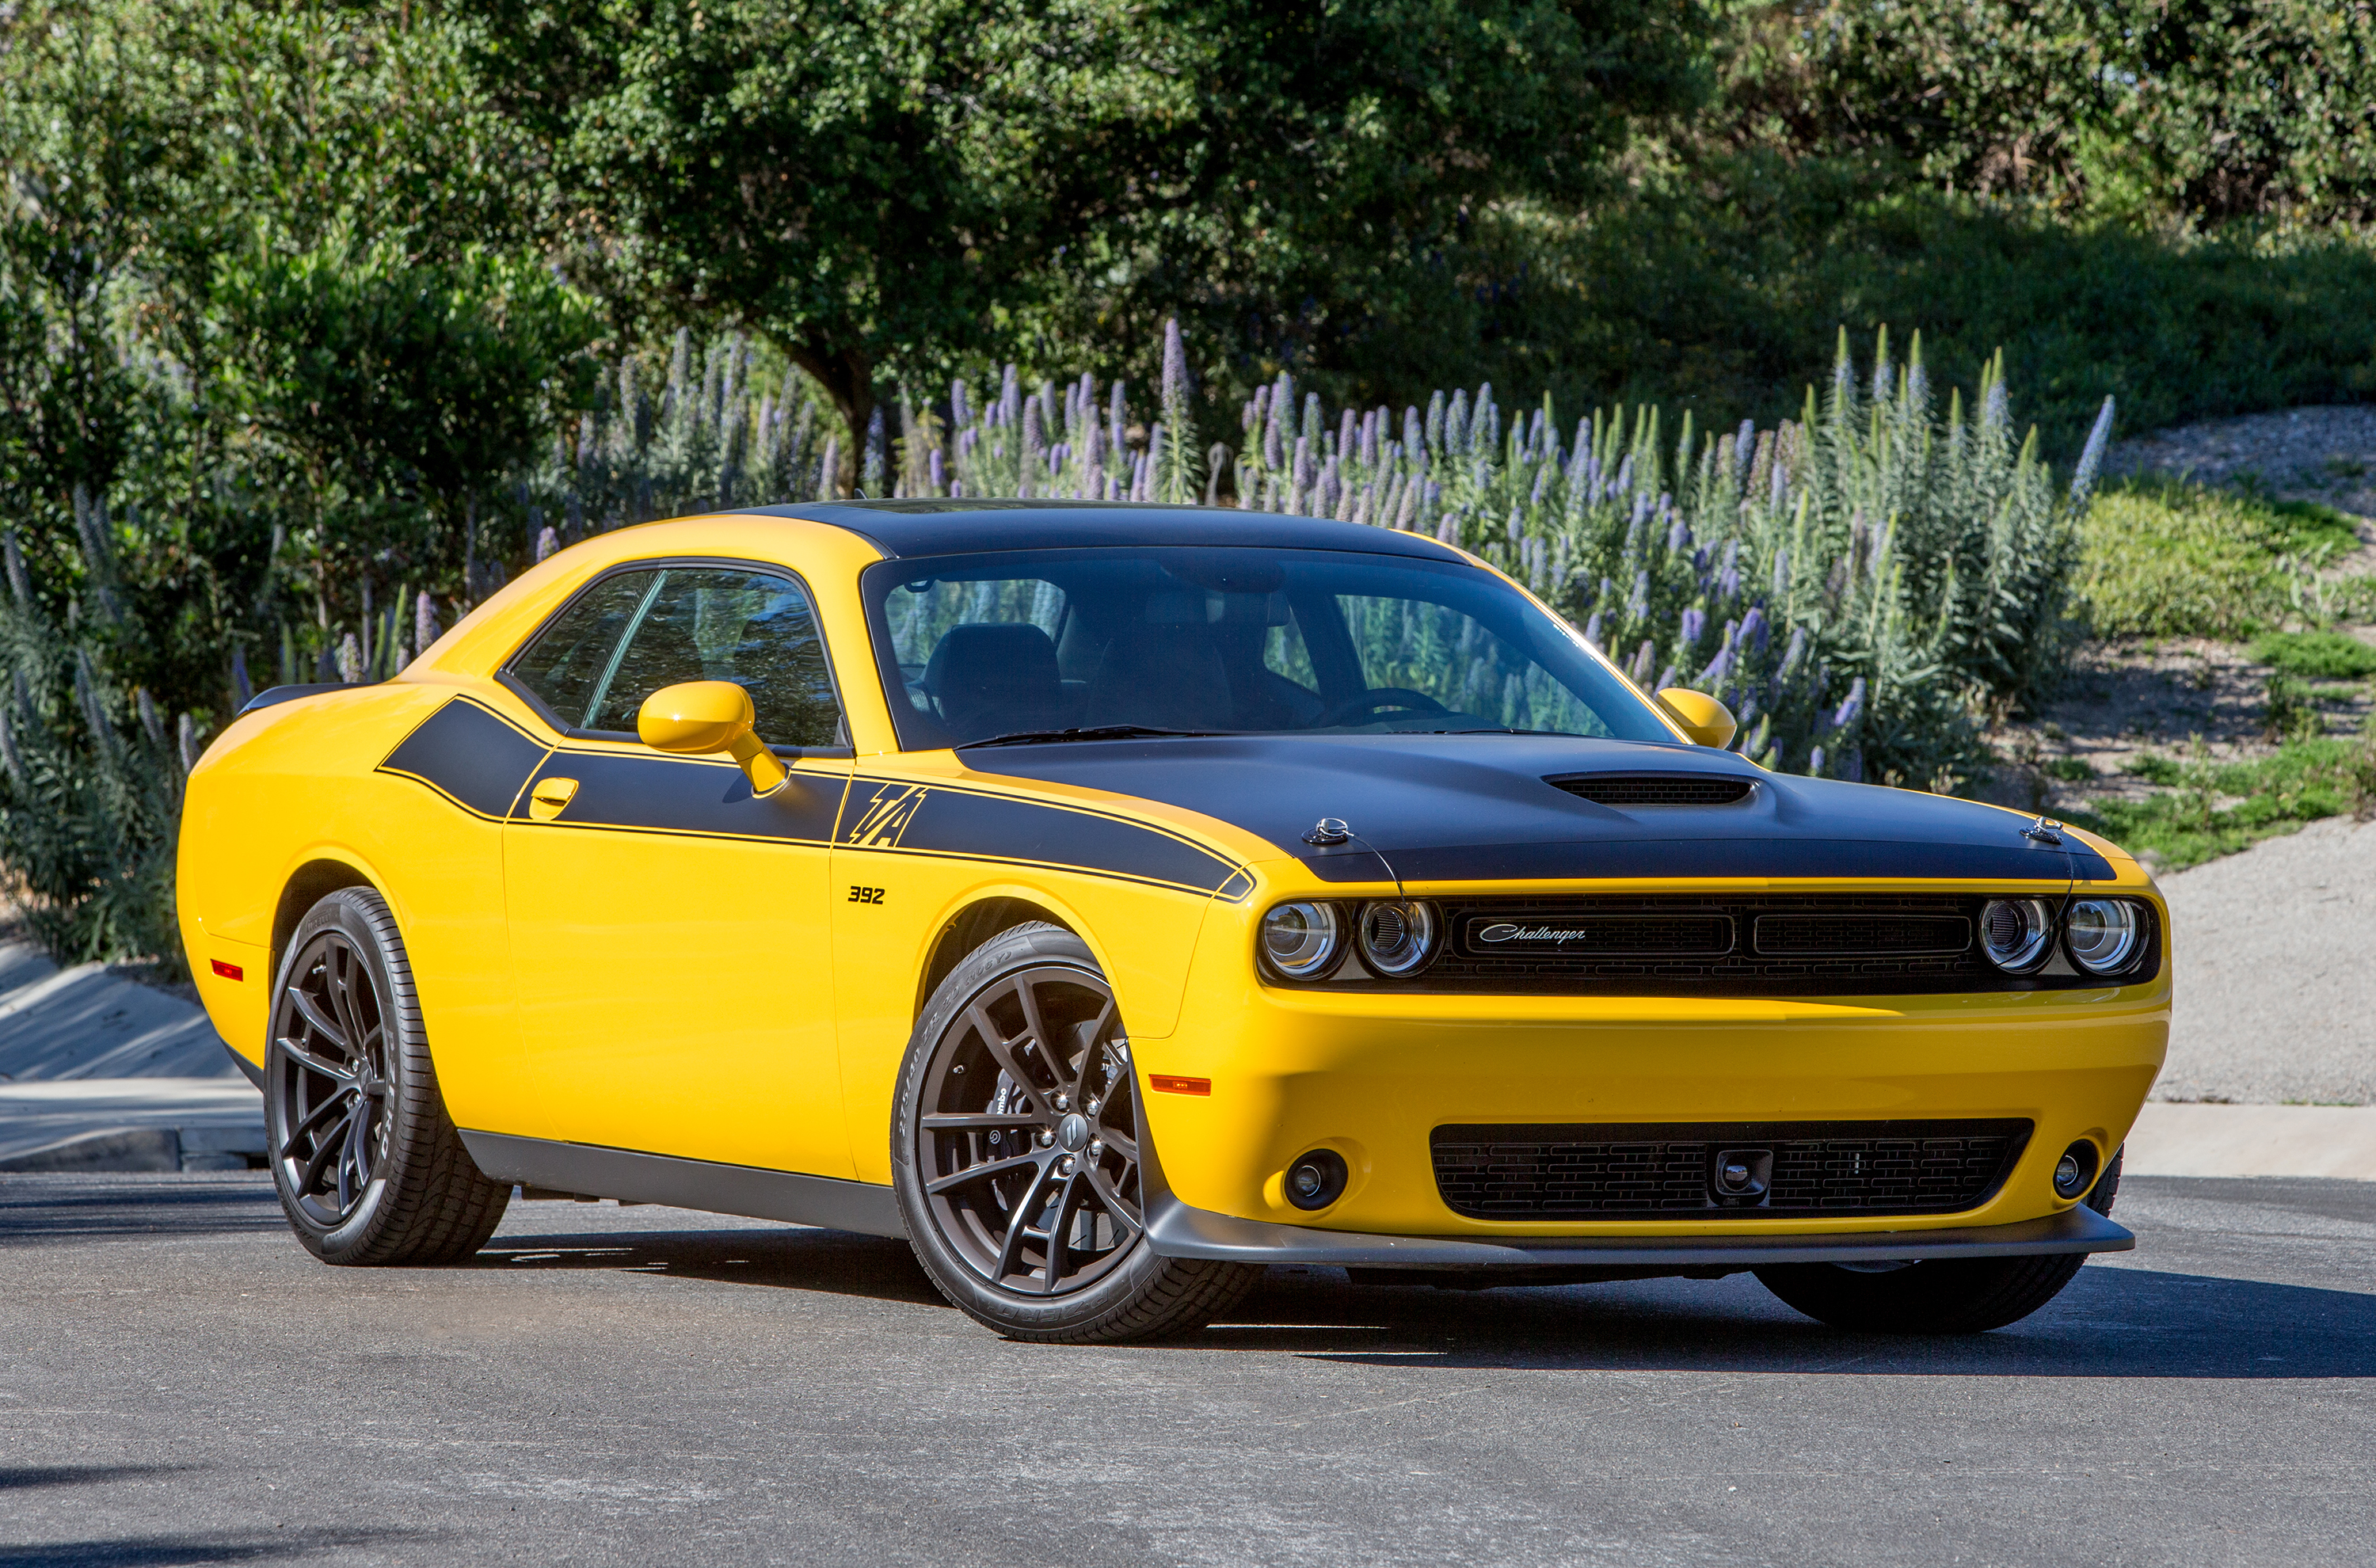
[1357,900,1438,976]
[1259,901,1340,979]
[2065,897,2142,975]
[1980,898,2053,972]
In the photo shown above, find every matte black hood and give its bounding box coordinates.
[961,734,2111,884]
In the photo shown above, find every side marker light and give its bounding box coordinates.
[1150,1075,1211,1096]
[211,959,244,981]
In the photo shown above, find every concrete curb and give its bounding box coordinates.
[0,1079,265,1172]
[2124,1102,2376,1181]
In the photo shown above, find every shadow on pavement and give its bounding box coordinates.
[0,1532,398,1568]
[1202,1263,2376,1379]
[0,1468,187,1493]
[478,1224,945,1307]
[0,1175,281,1245]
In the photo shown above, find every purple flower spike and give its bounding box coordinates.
[927,448,946,494]
[1161,318,1190,415]
[1582,610,1604,649]
[1808,744,1827,778]
[1832,676,1867,730]
[1738,606,1768,654]
[1680,607,1705,645]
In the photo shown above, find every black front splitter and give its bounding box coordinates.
[1144,1197,2131,1275]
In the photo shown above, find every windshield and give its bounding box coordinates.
[860,546,1670,750]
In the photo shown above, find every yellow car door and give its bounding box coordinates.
[497,560,856,1176]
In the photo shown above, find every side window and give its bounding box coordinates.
[585,567,844,748]
[508,571,659,729]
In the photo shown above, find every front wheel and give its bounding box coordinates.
[1756,1148,2124,1334]
[265,887,510,1265]
[891,923,1258,1342]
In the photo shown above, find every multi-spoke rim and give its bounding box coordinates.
[915,964,1144,1296]
[268,930,394,1227]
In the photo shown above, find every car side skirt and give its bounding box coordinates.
[458,1131,906,1239]
[1144,1193,2132,1273]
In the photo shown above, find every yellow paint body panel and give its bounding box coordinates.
[177,510,2169,1245]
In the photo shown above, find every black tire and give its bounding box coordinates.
[265,887,510,1265]
[892,922,1259,1342]
[1756,1146,2124,1334]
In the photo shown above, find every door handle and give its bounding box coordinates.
[527,777,581,821]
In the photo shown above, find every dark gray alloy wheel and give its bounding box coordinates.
[892,923,1259,1342]
[265,887,509,1265]
[1754,1147,2124,1334]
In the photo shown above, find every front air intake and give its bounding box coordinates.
[1548,773,1753,807]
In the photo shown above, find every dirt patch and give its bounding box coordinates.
[2107,402,2376,571]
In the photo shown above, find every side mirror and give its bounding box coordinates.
[1656,687,1738,749]
[637,680,790,794]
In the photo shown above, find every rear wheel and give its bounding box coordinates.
[892,922,1258,1342]
[265,887,510,1265]
[1755,1148,2123,1334]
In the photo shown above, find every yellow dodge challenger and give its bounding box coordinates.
[178,503,2166,1342]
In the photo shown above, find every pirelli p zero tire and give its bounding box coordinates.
[893,922,1260,1343]
[1755,1147,2125,1334]
[265,887,510,1266]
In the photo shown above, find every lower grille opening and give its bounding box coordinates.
[1431,1120,2031,1220]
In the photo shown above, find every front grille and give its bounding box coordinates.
[1751,913,1971,955]
[1431,1120,2031,1220]
[1347,892,2150,996]
[1550,773,1754,807]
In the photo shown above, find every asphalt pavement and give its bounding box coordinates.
[3,1173,2371,1567]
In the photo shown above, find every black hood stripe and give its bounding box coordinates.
[962,734,2114,885]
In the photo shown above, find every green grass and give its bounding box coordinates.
[2073,479,2351,641]
[2069,738,2374,870]
[2251,630,2376,680]
[1389,169,2376,462]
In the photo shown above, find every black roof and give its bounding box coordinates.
[729,500,1467,562]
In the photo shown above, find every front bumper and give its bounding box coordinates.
[1146,1192,2134,1272]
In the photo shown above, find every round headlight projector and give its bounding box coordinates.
[1357,900,1438,976]
[1980,898,2054,972]
[2064,897,2142,976]
[1259,901,1339,978]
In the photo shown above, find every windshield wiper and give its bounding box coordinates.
[958,725,1231,749]
[1421,726,1593,737]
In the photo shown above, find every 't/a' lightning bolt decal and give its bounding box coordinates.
[843,783,928,848]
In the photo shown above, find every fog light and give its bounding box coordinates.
[1285,1148,1349,1211]
[1710,1147,1773,1205]
[2053,1140,2099,1200]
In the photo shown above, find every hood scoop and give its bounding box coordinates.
[1548,772,1755,807]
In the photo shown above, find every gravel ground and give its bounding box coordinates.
[2156,813,2376,1106]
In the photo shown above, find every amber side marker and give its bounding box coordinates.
[210,959,244,981]
[1149,1075,1211,1096]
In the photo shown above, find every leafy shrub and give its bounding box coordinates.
[0,529,190,972]
[2073,480,2339,640]
[2252,631,2376,681]
[869,325,2095,790]
[1412,177,2376,465]
[2042,756,2095,782]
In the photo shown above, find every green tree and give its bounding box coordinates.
[473,0,1710,466]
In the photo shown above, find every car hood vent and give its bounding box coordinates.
[1548,772,1753,807]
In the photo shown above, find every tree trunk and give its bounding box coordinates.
[785,341,876,497]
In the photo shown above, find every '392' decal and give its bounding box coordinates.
[847,885,886,904]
